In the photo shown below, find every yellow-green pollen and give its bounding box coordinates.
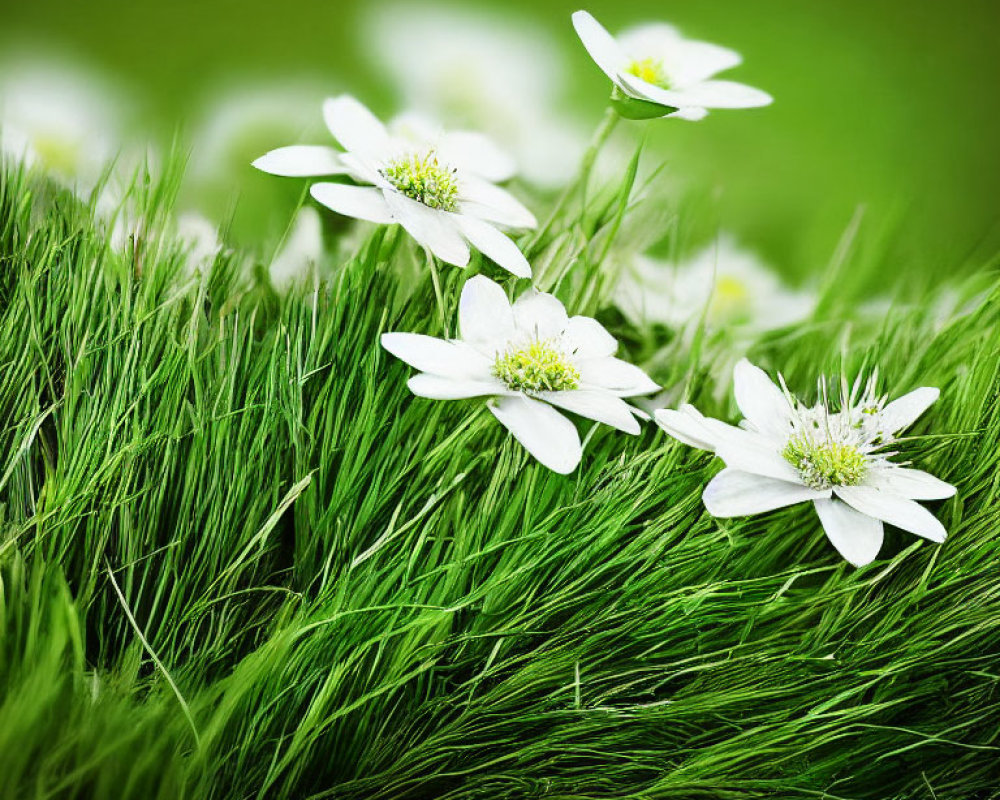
[493,340,580,393]
[381,150,459,211]
[782,434,868,491]
[626,57,670,89]
[710,276,751,321]
[32,135,82,177]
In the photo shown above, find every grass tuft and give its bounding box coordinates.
[1,159,999,798]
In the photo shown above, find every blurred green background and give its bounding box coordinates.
[3,0,998,281]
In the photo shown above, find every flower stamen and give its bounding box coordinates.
[493,340,580,393]
[782,434,868,490]
[381,150,459,211]
[625,57,670,89]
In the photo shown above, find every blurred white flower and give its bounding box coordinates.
[366,2,588,188]
[110,209,223,277]
[572,10,772,120]
[382,275,658,473]
[254,95,537,278]
[615,235,814,334]
[188,80,330,184]
[175,212,224,275]
[269,207,324,290]
[0,56,128,193]
[656,359,955,566]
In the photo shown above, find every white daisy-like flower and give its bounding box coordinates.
[252,95,536,278]
[572,10,772,120]
[382,275,659,473]
[365,2,588,189]
[615,236,814,333]
[656,359,955,566]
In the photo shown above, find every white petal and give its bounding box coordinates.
[668,107,709,121]
[732,359,792,439]
[310,183,393,224]
[407,374,504,400]
[252,145,346,177]
[627,402,651,423]
[381,333,492,379]
[322,95,391,160]
[676,80,773,108]
[440,131,517,183]
[540,390,641,434]
[617,73,688,106]
[813,498,884,567]
[458,176,537,229]
[664,39,742,86]
[459,275,515,349]
[834,486,948,543]
[616,22,682,57]
[572,10,629,89]
[577,357,659,397]
[868,467,956,501]
[339,152,382,185]
[382,191,470,267]
[878,387,940,434]
[511,290,569,340]
[563,316,617,359]
[703,469,830,517]
[655,405,721,451]
[455,216,531,278]
[714,431,802,483]
[620,75,771,110]
[489,395,582,474]
[387,111,439,144]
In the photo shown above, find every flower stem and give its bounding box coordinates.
[578,107,620,213]
[526,107,620,256]
[427,253,448,336]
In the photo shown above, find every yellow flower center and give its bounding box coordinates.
[709,275,751,321]
[493,340,581,393]
[625,57,670,89]
[782,435,868,490]
[381,150,459,211]
[31,134,83,178]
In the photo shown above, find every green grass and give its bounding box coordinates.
[1,157,999,799]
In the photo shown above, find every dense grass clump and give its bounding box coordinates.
[1,162,999,799]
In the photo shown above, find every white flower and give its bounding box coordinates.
[365,2,588,189]
[269,207,324,290]
[0,56,129,194]
[109,208,223,278]
[615,236,814,333]
[382,275,659,473]
[572,10,772,120]
[175,212,225,275]
[656,359,956,567]
[253,96,536,278]
[188,80,328,184]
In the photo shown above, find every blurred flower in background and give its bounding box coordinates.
[109,205,225,279]
[268,206,324,290]
[365,2,588,189]
[175,212,226,275]
[0,52,134,196]
[188,80,330,186]
[615,234,815,334]
[182,79,332,244]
